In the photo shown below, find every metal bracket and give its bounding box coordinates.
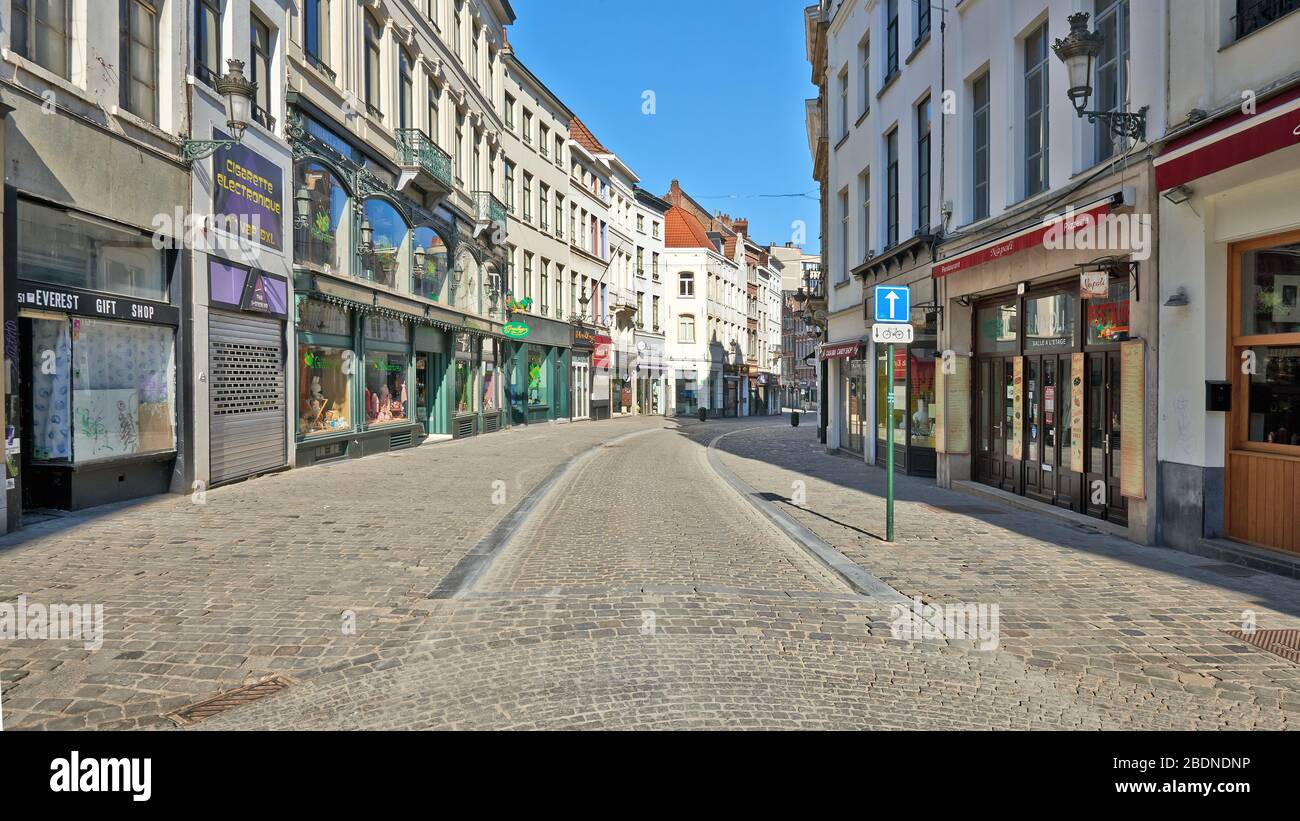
[180,138,239,163]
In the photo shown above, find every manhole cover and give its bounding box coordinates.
[166,674,295,726]
[1224,629,1300,664]
[1196,562,1261,578]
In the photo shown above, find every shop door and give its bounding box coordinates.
[975,357,1018,492]
[572,357,590,419]
[209,313,286,486]
[1023,357,1048,502]
[415,353,443,434]
[1083,351,1127,524]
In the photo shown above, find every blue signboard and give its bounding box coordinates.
[214,130,285,251]
[874,285,910,323]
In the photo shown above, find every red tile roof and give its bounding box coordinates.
[570,116,611,154]
[665,206,714,249]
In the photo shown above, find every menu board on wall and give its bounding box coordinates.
[935,356,970,454]
[1071,352,1085,472]
[1120,339,1146,499]
[1011,357,1024,460]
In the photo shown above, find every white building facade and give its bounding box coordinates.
[1154,2,1300,561]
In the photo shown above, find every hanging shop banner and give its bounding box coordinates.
[592,335,613,369]
[214,129,285,251]
[1120,339,1146,499]
[935,355,970,455]
[16,280,180,325]
[820,341,862,360]
[1080,270,1111,299]
[1011,356,1024,460]
[1071,352,1086,473]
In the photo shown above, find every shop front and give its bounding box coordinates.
[934,187,1156,539]
[872,317,938,478]
[722,365,740,417]
[570,325,595,420]
[505,314,570,426]
[674,368,700,416]
[822,340,866,455]
[204,260,290,486]
[14,200,182,511]
[591,333,613,420]
[1155,85,1300,559]
[635,335,667,416]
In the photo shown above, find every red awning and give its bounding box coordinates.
[820,341,862,360]
[933,195,1117,278]
[1156,85,1300,192]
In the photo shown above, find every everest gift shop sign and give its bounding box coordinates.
[214,130,284,251]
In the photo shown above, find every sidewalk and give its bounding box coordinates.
[712,421,1300,726]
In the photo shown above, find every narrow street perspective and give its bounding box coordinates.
[3,416,1299,731]
[1,0,1299,802]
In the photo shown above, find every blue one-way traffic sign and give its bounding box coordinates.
[874,285,910,323]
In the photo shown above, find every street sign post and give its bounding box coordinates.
[872,286,910,542]
[873,285,910,324]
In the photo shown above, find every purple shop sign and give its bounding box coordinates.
[213,129,284,251]
[209,259,288,318]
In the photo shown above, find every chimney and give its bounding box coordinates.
[735,219,749,237]
[667,180,682,205]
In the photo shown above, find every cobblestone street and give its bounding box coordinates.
[3,417,1299,730]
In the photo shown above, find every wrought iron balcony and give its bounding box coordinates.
[396,129,454,196]
[474,190,508,231]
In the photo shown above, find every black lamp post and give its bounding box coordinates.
[180,59,258,163]
[1051,12,1146,141]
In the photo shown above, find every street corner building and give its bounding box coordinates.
[805,0,1299,565]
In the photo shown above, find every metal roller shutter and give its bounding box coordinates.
[209,312,286,485]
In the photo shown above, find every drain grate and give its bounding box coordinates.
[1224,629,1300,664]
[165,674,295,726]
[922,503,1007,516]
[1196,562,1261,578]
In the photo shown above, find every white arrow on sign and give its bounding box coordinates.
[884,290,900,319]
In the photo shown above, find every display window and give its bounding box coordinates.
[365,353,409,425]
[298,344,354,436]
[1085,279,1131,344]
[1024,292,1075,349]
[455,358,475,415]
[1239,242,1300,336]
[528,346,548,406]
[295,162,350,274]
[30,317,176,463]
[975,300,1018,353]
[18,201,170,302]
[362,198,410,290]
[909,349,937,448]
[413,226,450,301]
[482,338,498,411]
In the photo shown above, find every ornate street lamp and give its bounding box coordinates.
[359,218,374,255]
[180,59,259,163]
[413,244,426,273]
[1051,12,1146,141]
[293,185,311,229]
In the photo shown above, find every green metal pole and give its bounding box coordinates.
[886,342,895,542]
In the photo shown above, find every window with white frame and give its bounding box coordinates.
[1024,22,1050,198]
[972,71,990,220]
[195,0,222,86]
[839,189,850,282]
[678,271,695,297]
[678,315,696,344]
[1094,0,1130,163]
[121,0,160,124]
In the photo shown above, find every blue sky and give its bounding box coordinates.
[507,0,819,252]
